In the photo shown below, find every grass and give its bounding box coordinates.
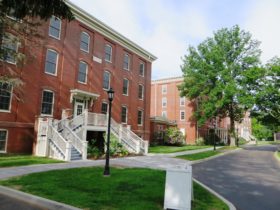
[149,145,210,153]
[0,154,63,167]
[177,150,221,161]
[277,152,280,159]
[0,167,228,210]
[256,140,280,146]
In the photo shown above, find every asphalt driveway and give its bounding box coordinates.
[193,145,280,210]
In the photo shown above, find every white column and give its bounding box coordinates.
[82,141,88,160]
[65,141,72,161]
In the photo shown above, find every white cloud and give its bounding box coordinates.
[244,0,280,63]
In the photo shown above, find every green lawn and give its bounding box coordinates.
[149,145,210,153]
[277,152,280,159]
[177,150,220,161]
[0,154,63,167]
[0,167,228,210]
[257,140,280,146]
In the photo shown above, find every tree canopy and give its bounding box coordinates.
[179,25,263,141]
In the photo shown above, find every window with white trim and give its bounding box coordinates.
[180,110,185,121]
[80,32,90,52]
[0,82,12,112]
[123,53,130,70]
[101,102,108,114]
[1,34,18,64]
[121,106,127,123]
[138,84,144,100]
[103,71,110,90]
[139,62,145,76]
[41,90,54,115]
[123,78,129,95]
[0,130,8,152]
[78,61,88,83]
[137,110,143,125]
[45,49,58,75]
[162,85,167,94]
[105,44,112,62]
[162,111,167,118]
[180,97,185,107]
[49,16,61,39]
[162,97,167,108]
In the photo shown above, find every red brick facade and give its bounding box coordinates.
[0,2,156,153]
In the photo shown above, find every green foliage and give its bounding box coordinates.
[148,145,210,153]
[252,118,273,140]
[164,127,185,146]
[179,25,262,135]
[87,145,102,159]
[195,137,205,146]
[177,150,220,161]
[104,133,129,157]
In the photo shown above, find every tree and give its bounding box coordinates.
[179,25,262,145]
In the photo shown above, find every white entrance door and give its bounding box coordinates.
[74,101,85,117]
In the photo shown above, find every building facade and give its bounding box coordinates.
[0,1,156,154]
[150,77,197,144]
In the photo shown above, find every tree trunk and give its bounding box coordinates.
[229,105,236,146]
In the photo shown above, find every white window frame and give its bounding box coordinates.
[137,109,143,126]
[103,71,111,90]
[180,110,185,121]
[101,101,108,114]
[0,82,13,113]
[162,111,167,118]
[123,53,130,70]
[162,85,167,94]
[41,90,54,116]
[123,78,129,96]
[162,97,167,108]
[180,97,185,107]
[138,84,144,100]
[45,49,58,76]
[139,62,145,77]
[0,129,8,153]
[80,32,90,53]
[1,33,19,65]
[48,16,61,40]
[105,44,112,63]
[78,61,88,84]
[121,106,128,124]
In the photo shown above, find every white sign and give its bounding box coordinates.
[93,56,102,64]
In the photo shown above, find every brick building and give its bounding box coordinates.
[0,1,156,156]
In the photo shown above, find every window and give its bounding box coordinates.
[139,62,145,76]
[138,84,144,100]
[162,97,167,107]
[121,106,127,123]
[162,85,167,94]
[123,78,129,95]
[1,34,18,64]
[180,110,185,121]
[49,16,61,39]
[80,32,90,52]
[41,90,54,115]
[162,111,167,118]
[0,130,8,152]
[45,49,58,75]
[137,110,143,125]
[180,97,185,106]
[103,71,110,90]
[105,44,112,62]
[101,102,108,114]
[78,61,88,83]
[0,82,12,112]
[123,53,130,70]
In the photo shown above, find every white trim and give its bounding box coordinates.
[0,129,8,153]
[123,53,130,71]
[162,97,167,108]
[137,109,144,126]
[48,16,61,40]
[101,101,108,114]
[180,110,185,121]
[139,62,145,77]
[78,61,88,84]
[138,84,144,100]
[103,71,111,90]
[162,111,167,118]
[180,97,186,107]
[152,77,183,84]
[104,44,112,63]
[45,49,59,76]
[40,90,54,116]
[0,83,13,113]
[122,78,129,96]
[121,105,128,124]
[80,31,90,53]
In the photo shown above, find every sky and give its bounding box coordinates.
[71,0,280,80]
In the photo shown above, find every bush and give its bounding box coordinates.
[87,145,102,159]
[104,133,129,157]
[164,127,185,146]
[195,137,205,146]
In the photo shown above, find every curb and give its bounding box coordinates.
[0,186,81,210]
[193,178,236,210]
[190,148,242,165]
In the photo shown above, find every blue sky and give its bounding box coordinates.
[71,0,280,80]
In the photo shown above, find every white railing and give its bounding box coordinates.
[87,112,107,127]
[68,113,85,130]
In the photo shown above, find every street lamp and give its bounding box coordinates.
[104,88,114,176]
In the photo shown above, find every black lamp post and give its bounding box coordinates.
[104,88,114,176]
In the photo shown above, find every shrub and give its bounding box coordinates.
[104,133,129,157]
[164,127,185,146]
[195,137,205,146]
[87,145,102,159]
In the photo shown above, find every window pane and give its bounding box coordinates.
[0,82,12,111]
[101,103,108,114]
[0,130,7,151]
[105,45,112,62]
[123,79,129,95]
[139,63,144,76]
[138,110,143,125]
[45,50,58,74]
[78,62,87,83]
[103,72,110,89]
[80,32,89,51]
[138,85,144,99]
[41,91,53,115]
[1,35,17,63]
[123,54,129,70]
[121,107,127,123]
[49,16,61,38]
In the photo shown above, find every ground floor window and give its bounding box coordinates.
[0,130,7,152]
[41,90,54,115]
[0,82,12,112]
[121,106,127,123]
[137,110,143,125]
[101,102,108,114]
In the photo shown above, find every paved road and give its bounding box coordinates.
[193,145,280,210]
[0,194,44,210]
